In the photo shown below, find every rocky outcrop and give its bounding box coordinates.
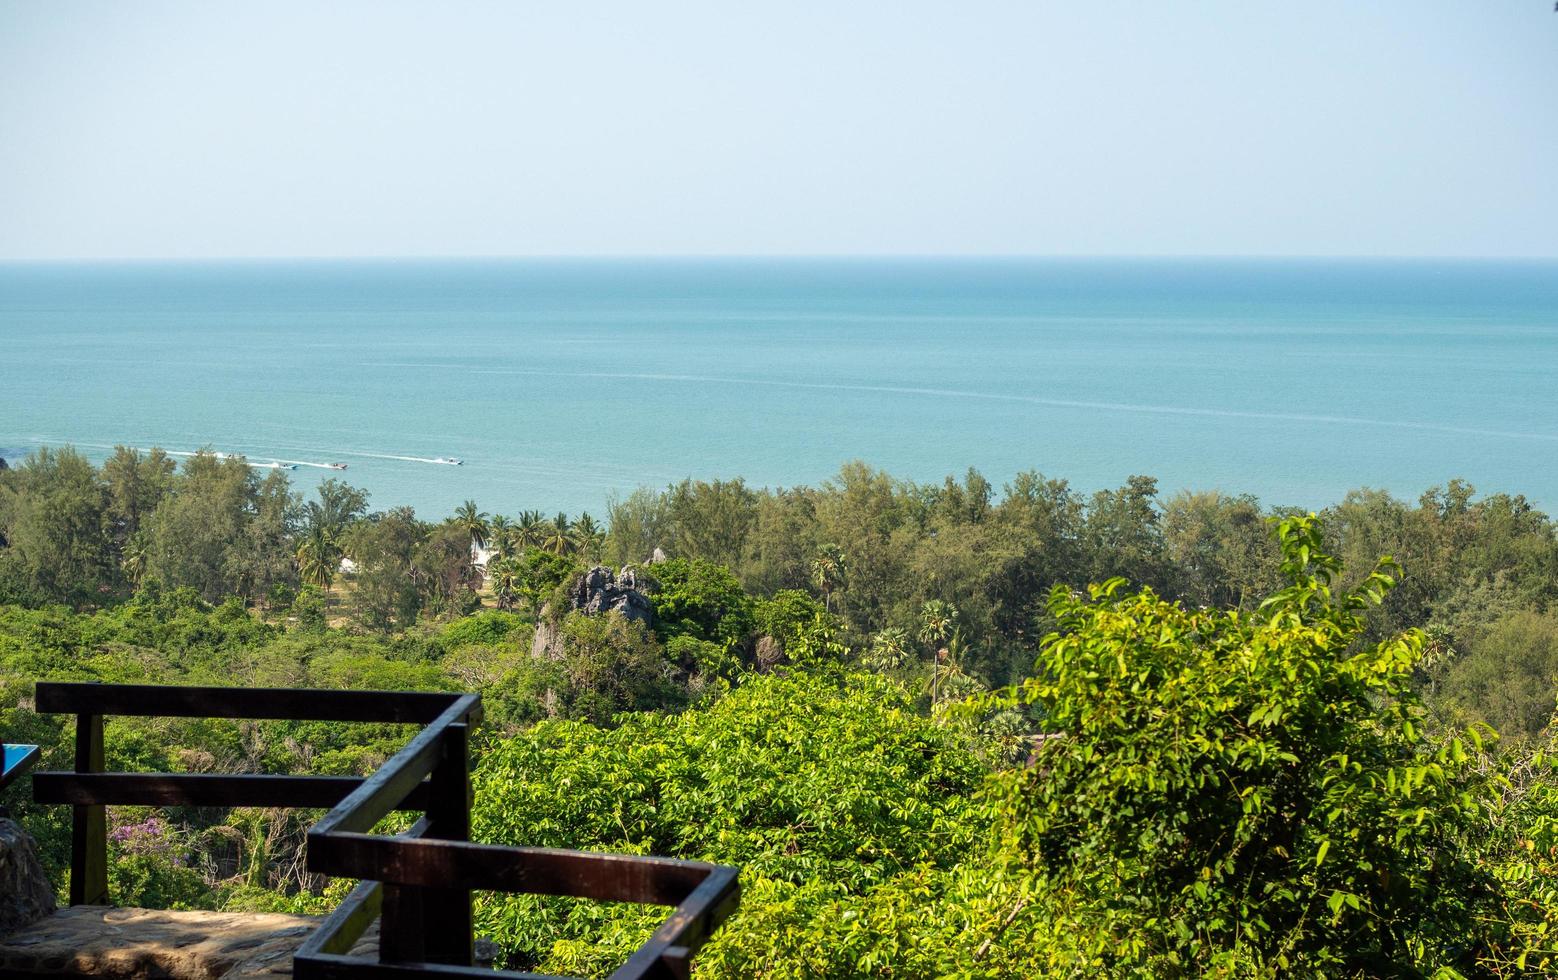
[567,566,654,625]
[0,818,54,937]
[531,566,655,662]
[530,619,563,661]
[753,635,787,672]
[0,905,381,977]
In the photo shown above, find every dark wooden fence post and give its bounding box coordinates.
[421,722,473,966]
[69,713,107,906]
[380,722,471,966]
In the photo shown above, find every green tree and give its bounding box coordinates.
[347,507,425,630]
[296,526,341,593]
[514,510,547,552]
[1082,474,1169,590]
[984,514,1502,974]
[487,514,514,559]
[571,513,603,563]
[666,477,758,569]
[454,500,490,549]
[142,451,260,601]
[917,599,958,651]
[808,544,848,613]
[102,446,176,548]
[488,556,523,611]
[603,487,671,566]
[303,479,368,538]
[543,513,572,556]
[1440,608,1558,742]
[648,558,755,650]
[1161,489,1281,608]
[0,446,114,605]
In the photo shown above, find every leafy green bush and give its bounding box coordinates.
[437,610,530,653]
[983,515,1503,975]
[471,670,986,975]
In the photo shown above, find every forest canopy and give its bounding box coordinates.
[1,447,1556,976]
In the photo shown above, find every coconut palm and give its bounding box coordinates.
[572,513,604,562]
[454,500,490,549]
[489,556,523,611]
[514,510,547,552]
[120,533,149,587]
[296,527,342,593]
[487,514,514,559]
[809,545,848,613]
[544,512,573,555]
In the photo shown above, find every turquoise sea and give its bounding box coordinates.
[2,258,1556,518]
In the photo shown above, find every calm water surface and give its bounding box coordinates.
[2,258,1555,517]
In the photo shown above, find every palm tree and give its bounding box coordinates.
[543,512,573,555]
[865,626,911,672]
[809,545,848,613]
[514,510,547,552]
[918,601,960,708]
[454,500,490,549]
[572,513,604,563]
[489,556,523,611]
[296,527,342,593]
[120,533,149,587]
[487,514,514,560]
[918,600,958,650]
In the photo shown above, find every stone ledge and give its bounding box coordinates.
[0,905,380,978]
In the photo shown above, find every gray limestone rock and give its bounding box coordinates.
[0,818,55,937]
[567,566,654,626]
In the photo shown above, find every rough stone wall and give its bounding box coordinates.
[0,818,55,937]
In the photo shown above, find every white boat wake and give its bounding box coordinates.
[327,451,463,465]
[28,438,450,470]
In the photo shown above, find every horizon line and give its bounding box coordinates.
[3,252,1558,265]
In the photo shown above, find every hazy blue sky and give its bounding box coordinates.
[1,1,1554,259]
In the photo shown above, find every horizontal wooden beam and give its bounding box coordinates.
[609,866,741,980]
[35,683,475,724]
[33,772,431,811]
[294,952,565,979]
[308,834,718,905]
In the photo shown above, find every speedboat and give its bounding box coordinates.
[327,462,348,470]
[433,457,463,466]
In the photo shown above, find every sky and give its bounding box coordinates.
[0,1,1554,260]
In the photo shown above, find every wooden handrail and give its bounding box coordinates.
[29,682,739,980]
[36,682,466,723]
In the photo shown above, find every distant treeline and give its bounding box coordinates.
[2,446,1556,739]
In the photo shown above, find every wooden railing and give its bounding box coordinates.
[29,682,740,979]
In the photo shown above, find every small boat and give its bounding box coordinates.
[252,461,297,471]
[327,462,348,470]
[433,457,463,466]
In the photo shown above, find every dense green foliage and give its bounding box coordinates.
[985,517,1502,974]
[472,671,987,976]
[2,447,1557,976]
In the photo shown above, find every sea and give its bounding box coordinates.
[2,258,1555,519]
